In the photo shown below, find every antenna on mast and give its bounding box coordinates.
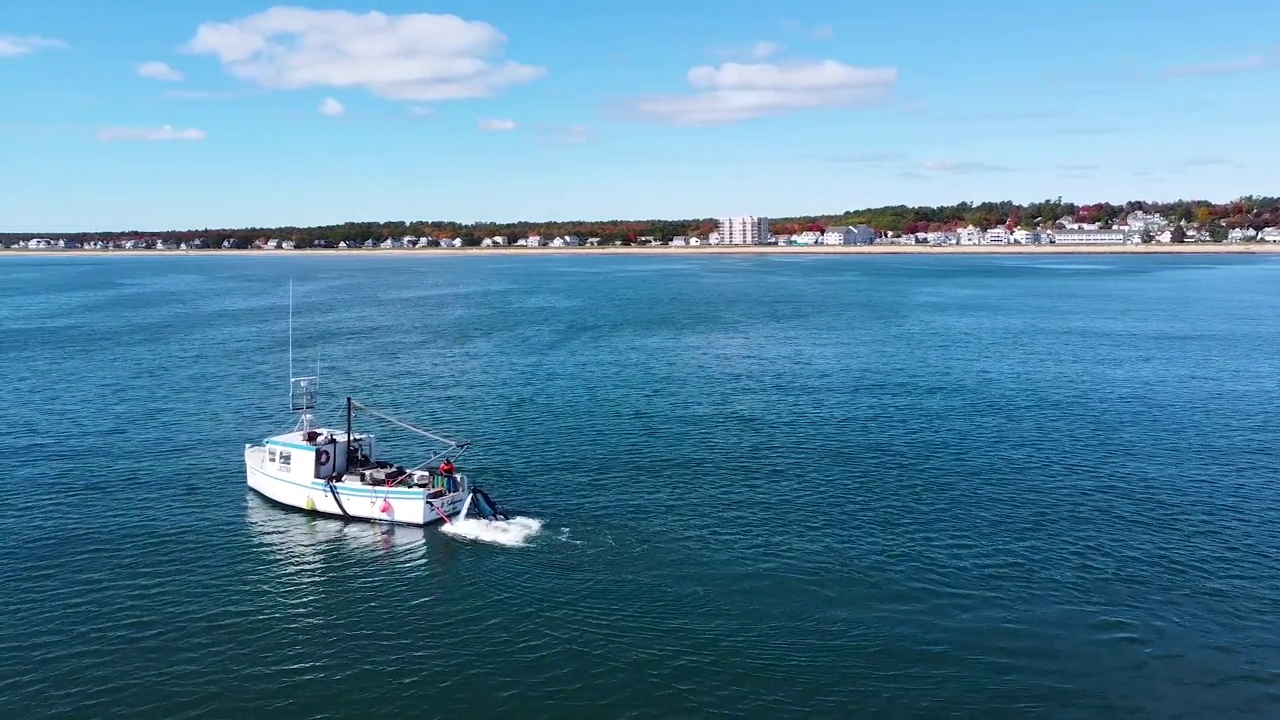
[288,279,317,431]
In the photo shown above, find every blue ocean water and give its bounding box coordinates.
[1,253,1278,719]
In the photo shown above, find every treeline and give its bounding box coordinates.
[6,197,1280,246]
[773,196,1280,235]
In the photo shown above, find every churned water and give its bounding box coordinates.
[1,254,1278,719]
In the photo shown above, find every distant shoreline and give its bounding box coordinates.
[4,244,1280,258]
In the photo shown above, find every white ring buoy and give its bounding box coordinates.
[317,449,331,465]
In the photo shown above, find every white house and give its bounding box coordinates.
[450,238,464,248]
[1010,229,1041,245]
[688,236,704,246]
[586,237,603,246]
[670,236,689,247]
[793,231,822,245]
[983,227,1010,245]
[1227,228,1256,243]
[551,235,581,247]
[707,230,721,245]
[957,225,983,245]
[526,235,545,247]
[1051,228,1126,245]
[1126,211,1169,232]
[821,225,876,245]
[1260,227,1280,242]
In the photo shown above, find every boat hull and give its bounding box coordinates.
[245,454,466,526]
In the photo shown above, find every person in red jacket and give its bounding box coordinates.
[439,459,456,476]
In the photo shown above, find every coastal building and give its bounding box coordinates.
[1261,227,1280,242]
[821,225,876,245]
[526,235,545,247]
[957,225,983,245]
[794,231,822,245]
[1050,228,1126,245]
[551,235,581,247]
[586,237,603,246]
[689,236,704,246]
[717,216,769,245]
[984,227,1010,245]
[670,236,689,246]
[1125,211,1169,232]
[1010,229,1041,245]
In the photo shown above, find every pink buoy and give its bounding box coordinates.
[379,500,392,514]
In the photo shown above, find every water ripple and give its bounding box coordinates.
[1,254,1279,719]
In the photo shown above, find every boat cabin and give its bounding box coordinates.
[264,428,374,482]
[261,427,462,494]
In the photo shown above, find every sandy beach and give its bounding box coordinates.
[4,243,1280,258]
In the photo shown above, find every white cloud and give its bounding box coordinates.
[138,61,185,81]
[0,35,65,58]
[183,7,544,101]
[920,160,1008,174]
[477,117,515,132]
[748,41,782,60]
[1163,53,1269,77]
[319,97,345,116]
[408,106,434,116]
[98,125,207,141]
[535,124,592,144]
[621,60,897,125]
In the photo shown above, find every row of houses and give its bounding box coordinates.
[9,209,1280,250]
[897,223,1280,246]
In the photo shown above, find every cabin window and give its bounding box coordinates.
[279,451,292,467]
[268,448,277,463]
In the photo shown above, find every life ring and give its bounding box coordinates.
[317,449,331,465]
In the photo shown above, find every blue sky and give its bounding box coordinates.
[1,0,1277,232]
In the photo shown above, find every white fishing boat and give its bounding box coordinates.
[244,286,509,527]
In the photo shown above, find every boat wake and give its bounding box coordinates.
[440,516,543,547]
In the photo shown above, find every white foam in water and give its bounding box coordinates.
[440,516,543,547]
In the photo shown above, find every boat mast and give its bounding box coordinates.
[345,396,354,468]
[287,279,317,431]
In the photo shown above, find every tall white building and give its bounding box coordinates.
[718,216,770,245]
